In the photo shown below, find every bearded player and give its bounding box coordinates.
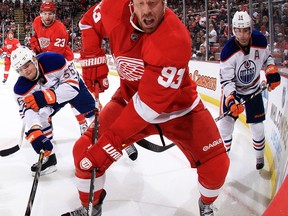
[218,11,280,170]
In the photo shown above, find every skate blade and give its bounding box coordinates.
[31,166,57,177]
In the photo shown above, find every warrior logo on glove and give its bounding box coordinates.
[80,157,93,170]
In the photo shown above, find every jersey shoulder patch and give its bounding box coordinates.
[251,30,267,48]
[220,37,240,61]
[37,52,66,74]
[14,76,37,95]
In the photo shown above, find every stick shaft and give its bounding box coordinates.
[24,150,45,216]
[87,83,100,216]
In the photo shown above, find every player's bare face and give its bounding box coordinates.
[8,33,14,40]
[133,0,165,34]
[234,28,250,46]
[40,11,56,26]
[18,61,37,80]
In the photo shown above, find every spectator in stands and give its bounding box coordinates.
[24,32,31,47]
[273,9,282,27]
[189,21,200,40]
[198,11,206,30]
[281,3,288,28]
[200,36,206,48]
[260,25,269,43]
[273,23,282,39]
[217,20,228,46]
[261,15,269,30]
[252,12,261,30]
[196,44,215,61]
[193,36,202,52]
[198,29,206,41]
[208,23,217,46]
[273,33,288,63]
[261,3,269,17]
[217,6,227,23]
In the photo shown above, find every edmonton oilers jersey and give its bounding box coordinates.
[219,30,275,96]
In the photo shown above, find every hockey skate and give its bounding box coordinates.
[256,157,264,170]
[199,198,214,216]
[125,144,138,161]
[79,122,88,135]
[62,189,106,216]
[31,153,57,176]
[2,78,7,84]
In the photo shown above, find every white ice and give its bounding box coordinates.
[0,66,271,216]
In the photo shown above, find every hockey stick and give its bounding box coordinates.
[215,84,268,122]
[87,83,100,216]
[136,139,175,152]
[0,123,25,157]
[24,150,45,216]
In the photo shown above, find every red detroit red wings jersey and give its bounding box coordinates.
[33,16,74,61]
[80,0,199,141]
[3,38,20,54]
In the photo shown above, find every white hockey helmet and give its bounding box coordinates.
[11,46,36,72]
[232,11,252,35]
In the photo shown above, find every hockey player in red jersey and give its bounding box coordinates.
[29,1,89,135]
[0,30,20,83]
[62,1,230,216]
[29,1,73,60]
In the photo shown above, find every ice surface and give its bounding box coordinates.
[0,66,271,216]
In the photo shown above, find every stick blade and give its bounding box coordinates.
[0,145,20,157]
[136,139,175,153]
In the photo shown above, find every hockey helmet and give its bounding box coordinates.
[11,46,36,72]
[232,11,252,34]
[7,30,14,35]
[40,1,56,27]
[40,1,56,12]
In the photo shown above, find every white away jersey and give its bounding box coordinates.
[14,52,80,129]
[220,30,274,96]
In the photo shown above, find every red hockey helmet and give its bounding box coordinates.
[7,30,14,35]
[40,1,56,12]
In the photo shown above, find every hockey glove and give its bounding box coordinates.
[1,52,7,58]
[225,94,244,117]
[79,51,109,94]
[265,65,281,92]
[29,36,41,54]
[24,89,56,111]
[78,130,123,173]
[25,129,53,154]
